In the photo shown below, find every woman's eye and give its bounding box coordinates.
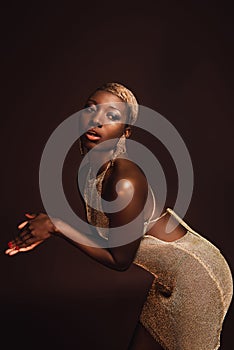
[85,105,96,113]
[107,113,120,121]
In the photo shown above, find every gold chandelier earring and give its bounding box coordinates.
[78,138,84,156]
[111,134,127,165]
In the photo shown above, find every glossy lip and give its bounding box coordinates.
[85,128,101,141]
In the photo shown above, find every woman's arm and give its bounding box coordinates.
[5,164,148,271]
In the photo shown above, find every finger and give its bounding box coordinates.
[18,241,43,251]
[8,249,19,256]
[16,238,34,248]
[5,247,16,254]
[8,249,20,256]
[19,227,32,241]
[13,236,24,246]
[5,241,42,255]
[25,213,38,219]
[16,233,43,248]
[19,233,32,244]
[14,225,32,244]
[18,246,34,252]
[18,220,28,230]
[11,241,43,253]
[10,235,30,249]
[7,239,19,249]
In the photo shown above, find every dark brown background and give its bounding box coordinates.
[1,1,233,349]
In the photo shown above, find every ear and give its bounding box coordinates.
[124,125,132,139]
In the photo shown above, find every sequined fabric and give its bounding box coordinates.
[83,136,127,240]
[83,162,110,239]
[83,160,233,349]
[134,211,233,350]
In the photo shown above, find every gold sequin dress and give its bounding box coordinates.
[84,161,233,350]
[134,208,233,350]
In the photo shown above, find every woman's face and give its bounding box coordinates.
[80,90,130,152]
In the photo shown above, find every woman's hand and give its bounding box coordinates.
[5,213,58,256]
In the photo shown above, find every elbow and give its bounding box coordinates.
[116,265,131,272]
[107,249,135,271]
[112,260,132,272]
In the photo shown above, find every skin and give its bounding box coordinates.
[5,90,187,349]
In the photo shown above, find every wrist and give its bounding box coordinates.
[50,218,62,235]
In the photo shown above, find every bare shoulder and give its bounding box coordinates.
[102,158,148,202]
[111,157,147,188]
[114,157,146,178]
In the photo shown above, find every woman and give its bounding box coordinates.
[5,82,233,349]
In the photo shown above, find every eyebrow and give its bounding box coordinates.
[87,99,122,113]
[108,105,121,113]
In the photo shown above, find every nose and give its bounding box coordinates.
[89,111,103,128]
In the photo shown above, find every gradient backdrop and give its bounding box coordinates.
[1,1,233,349]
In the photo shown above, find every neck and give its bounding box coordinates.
[85,134,127,177]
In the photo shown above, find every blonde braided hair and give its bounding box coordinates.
[95,82,139,125]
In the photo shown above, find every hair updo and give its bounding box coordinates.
[94,82,139,125]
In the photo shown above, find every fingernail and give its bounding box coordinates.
[15,245,20,250]
[8,241,13,248]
